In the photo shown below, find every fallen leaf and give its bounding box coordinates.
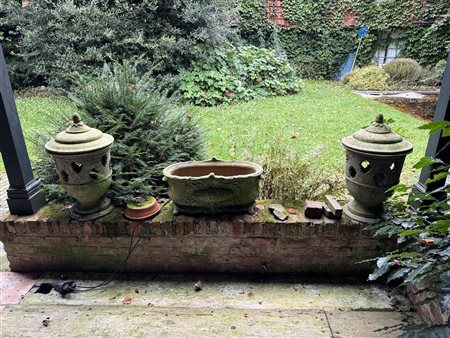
[290,134,297,139]
[194,280,203,292]
[420,239,435,246]
[122,295,133,305]
[255,204,265,211]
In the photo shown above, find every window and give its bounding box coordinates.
[373,31,403,65]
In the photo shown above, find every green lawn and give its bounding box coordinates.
[190,81,429,183]
[1,81,429,186]
[0,97,74,172]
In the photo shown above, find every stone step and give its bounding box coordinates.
[23,275,393,311]
[1,304,406,337]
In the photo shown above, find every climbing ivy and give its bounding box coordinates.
[239,0,450,79]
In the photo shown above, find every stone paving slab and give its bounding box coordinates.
[23,275,392,311]
[1,305,332,337]
[0,272,38,305]
[327,311,407,338]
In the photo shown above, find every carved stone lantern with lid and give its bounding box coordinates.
[342,114,413,223]
[45,113,114,220]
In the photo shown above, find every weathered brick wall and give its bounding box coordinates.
[0,201,393,274]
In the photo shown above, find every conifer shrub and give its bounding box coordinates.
[343,66,390,91]
[383,58,423,86]
[37,61,204,205]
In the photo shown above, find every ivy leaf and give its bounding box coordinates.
[441,295,450,310]
[387,268,411,283]
[377,256,390,268]
[418,121,450,134]
[425,172,450,184]
[413,156,435,169]
[431,219,450,234]
[369,259,394,281]
[440,271,450,285]
[404,262,433,284]
[399,229,424,237]
[403,326,450,338]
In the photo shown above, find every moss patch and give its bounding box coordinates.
[40,203,70,220]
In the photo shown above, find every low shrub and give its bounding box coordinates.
[180,45,303,106]
[37,61,204,205]
[343,66,390,91]
[254,144,343,201]
[420,59,447,87]
[383,58,423,85]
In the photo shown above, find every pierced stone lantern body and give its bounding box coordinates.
[45,114,114,221]
[342,114,413,223]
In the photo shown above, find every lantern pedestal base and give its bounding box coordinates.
[69,197,114,221]
[343,199,384,223]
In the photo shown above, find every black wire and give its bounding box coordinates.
[74,199,171,293]
[74,221,145,292]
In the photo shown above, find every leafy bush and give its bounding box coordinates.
[255,144,342,201]
[420,59,447,87]
[383,58,423,85]
[343,66,390,91]
[180,45,302,106]
[0,0,239,90]
[37,61,204,205]
[369,121,450,334]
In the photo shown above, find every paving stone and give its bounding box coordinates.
[23,275,393,311]
[1,304,332,337]
[0,272,38,305]
[327,310,411,338]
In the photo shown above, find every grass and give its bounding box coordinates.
[0,97,74,172]
[189,81,429,184]
[1,81,429,186]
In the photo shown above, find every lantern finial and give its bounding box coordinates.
[375,114,383,124]
[72,113,81,124]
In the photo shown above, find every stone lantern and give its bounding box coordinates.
[342,114,413,223]
[45,113,114,221]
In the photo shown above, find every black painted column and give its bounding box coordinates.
[0,44,46,215]
[413,51,450,201]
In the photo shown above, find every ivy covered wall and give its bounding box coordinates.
[239,0,450,79]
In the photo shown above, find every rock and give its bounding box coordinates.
[268,204,289,221]
[304,201,323,219]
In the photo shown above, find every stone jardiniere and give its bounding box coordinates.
[45,113,114,221]
[163,158,263,215]
[342,114,413,223]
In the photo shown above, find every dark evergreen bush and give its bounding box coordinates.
[37,61,204,205]
[0,0,239,90]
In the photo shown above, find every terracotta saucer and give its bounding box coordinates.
[123,197,161,221]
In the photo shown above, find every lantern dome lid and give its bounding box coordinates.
[45,113,114,155]
[342,114,413,154]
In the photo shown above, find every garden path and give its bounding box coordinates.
[0,272,413,337]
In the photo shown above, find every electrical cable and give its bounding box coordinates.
[35,199,173,295]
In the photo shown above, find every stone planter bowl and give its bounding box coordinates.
[163,158,263,215]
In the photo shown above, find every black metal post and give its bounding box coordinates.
[0,44,46,215]
[413,50,450,201]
